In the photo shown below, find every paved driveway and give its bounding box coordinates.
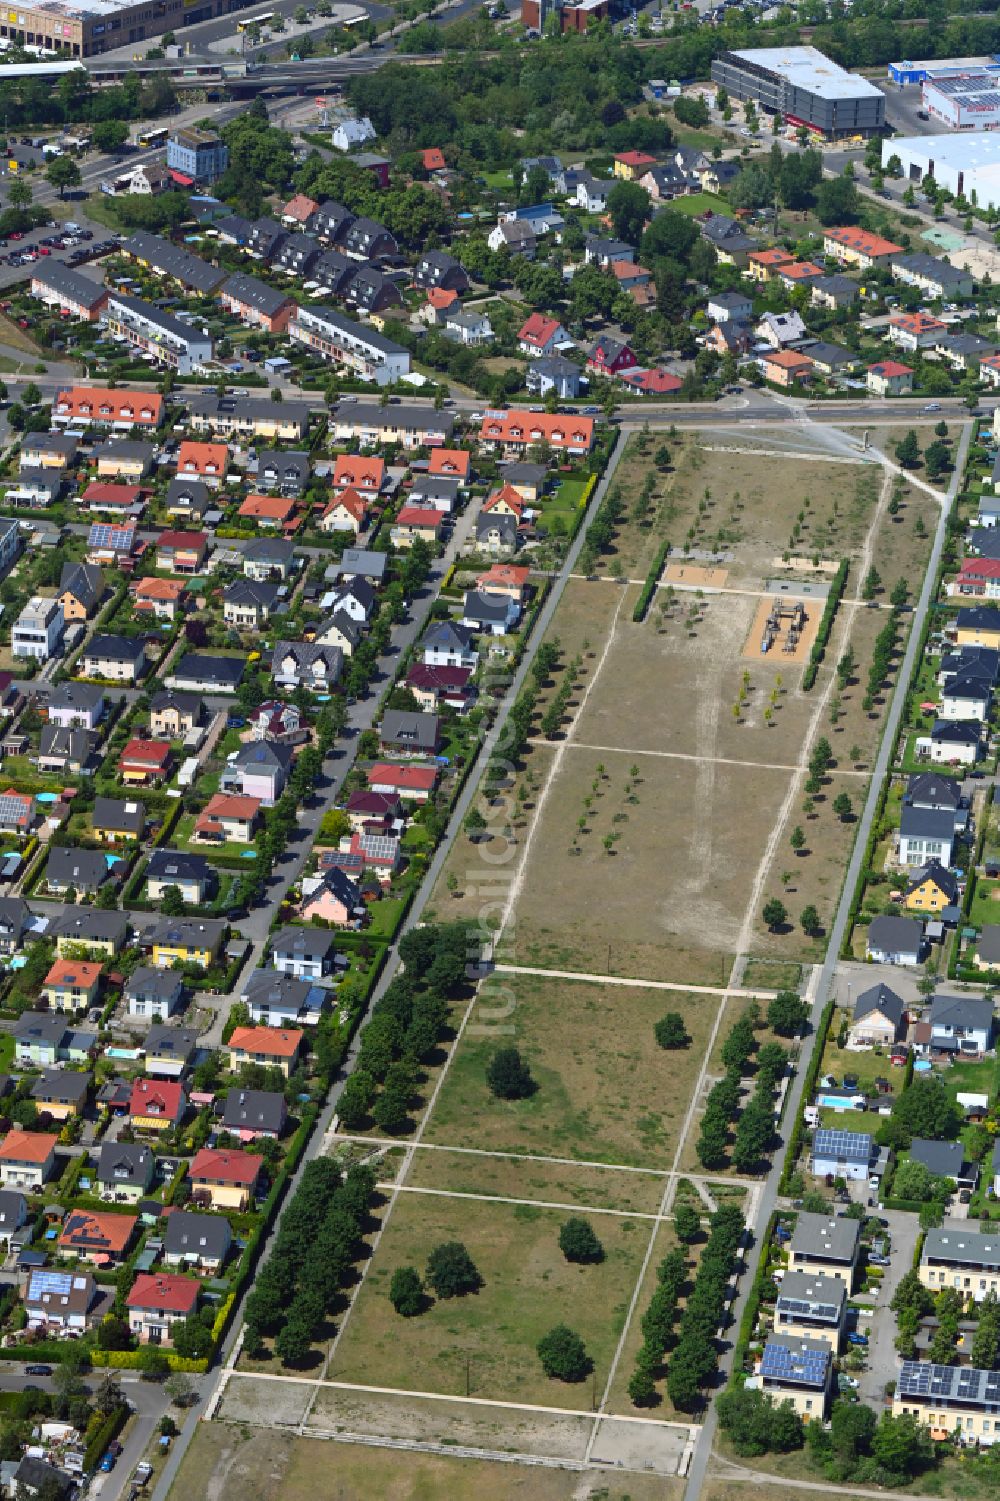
[858,1207,920,1409]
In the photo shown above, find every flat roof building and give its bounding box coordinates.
[0,0,243,57]
[884,131,1000,212]
[889,56,1000,86]
[711,45,885,137]
[923,72,1000,130]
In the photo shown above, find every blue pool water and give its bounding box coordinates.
[914,1060,933,1073]
[105,855,120,869]
[35,792,58,804]
[240,850,257,859]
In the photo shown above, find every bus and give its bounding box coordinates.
[237,11,274,30]
[136,126,169,149]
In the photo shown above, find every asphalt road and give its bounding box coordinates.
[681,417,974,1501]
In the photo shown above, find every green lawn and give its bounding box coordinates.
[668,191,728,218]
[943,1056,1000,1102]
[365,895,408,940]
[967,876,1000,931]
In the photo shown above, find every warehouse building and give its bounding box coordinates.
[710,46,885,138]
[888,56,1000,87]
[883,131,1000,211]
[922,73,1000,131]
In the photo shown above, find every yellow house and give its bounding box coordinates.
[96,451,149,482]
[54,912,128,959]
[189,1147,262,1211]
[42,959,102,1013]
[613,151,656,180]
[31,1070,89,1121]
[905,860,959,914]
[148,918,226,971]
[956,608,1000,650]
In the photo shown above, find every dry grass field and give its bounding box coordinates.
[326,1190,650,1405]
[404,1148,669,1216]
[424,972,717,1168]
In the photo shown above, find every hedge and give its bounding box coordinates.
[801,559,848,691]
[91,1349,209,1373]
[633,540,669,623]
[83,1402,130,1472]
[883,1196,926,1214]
[778,999,834,1193]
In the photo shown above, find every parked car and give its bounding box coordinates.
[99,1452,116,1473]
[24,1364,52,1375]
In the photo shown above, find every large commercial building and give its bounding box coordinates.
[883,131,1000,211]
[166,129,229,186]
[711,46,885,138]
[923,73,1000,130]
[0,0,255,58]
[889,56,1000,87]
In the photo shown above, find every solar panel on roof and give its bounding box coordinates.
[27,1269,74,1297]
[760,1342,829,1386]
[813,1128,872,1160]
[88,521,136,553]
[775,1297,841,1321]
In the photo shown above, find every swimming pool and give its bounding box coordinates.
[35,792,58,804]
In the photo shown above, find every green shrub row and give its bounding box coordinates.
[778,1000,834,1193]
[633,541,669,623]
[801,559,849,691]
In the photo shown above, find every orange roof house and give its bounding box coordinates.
[133,577,187,615]
[228,1025,304,1067]
[119,739,172,784]
[0,1130,59,1165]
[59,1208,136,1263]
[321,486,367,533]
[176,441,228,484]
[428,448,471,483]
[53,387,164,431]
[483,484,526,520]
[763,349,813,387]
[476,562,530,600]
[239,494,297,526]
[421,148,446,172]
[479,411,595,455]
[748,247,795,281]
[333,454,385,498]
[129,1078,186,1127]
[424,287,459,317]
[0,789,33,833]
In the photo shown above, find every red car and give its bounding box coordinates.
[8,231,22,240]
[37,246,50,255]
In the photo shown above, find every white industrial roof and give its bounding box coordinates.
[729,45,884,101]
[887,130,1000,172]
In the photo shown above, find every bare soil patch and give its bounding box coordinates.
[743,593,821,666]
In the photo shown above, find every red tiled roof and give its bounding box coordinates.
[239,494,297,522]
[868,360,913,377]
[0,1130,58,1163]
[60,1209,135,1255]
[428,449,471,480]
[44,959,102,989]
[421,148,446,171]
[120,739,172,768]
[323,485,366,524]
[395,506,444,529]
[177,442,227,476]
[127,1272,199,1315]
[83,482,143,505]
[190,1147,263,1185]
[157,530,207,553]
[54,387,163,427]
[368,763,438,791]
[518,312,562,347]
[333,455,384,492]
[129,1078,184,1119]
[825,225,903,257]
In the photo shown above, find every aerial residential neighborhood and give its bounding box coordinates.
[3,3,1000,1501]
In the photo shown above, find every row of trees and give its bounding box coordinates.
[696,1003,786,1173]
[338,923,473,1134]
[243,1157,375,1363]
[666,1203,745,1411]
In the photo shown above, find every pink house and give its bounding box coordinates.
[232,741,293,807]
[300,867,363,925]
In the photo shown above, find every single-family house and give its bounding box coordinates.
[189,1147,263,1211]
[126,1272,199,1344]
[125,967,183,1022]
[866,914,924,966]
[847,983,906,1049]
[163,1209,232,1273]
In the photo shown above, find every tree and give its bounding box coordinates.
[789,825,805,853]
[92,119,129,153]
[861,565,881,600]
[732,1097,773,1172]
[895,430,921,469]
[767,991,808,1036]
[924,439,950,478]
[888,1076,962,1144]
[537,1324,591,1382]
[762,898,787,931]
[816,174,860,226]
[800,905,821,938]
[389,1265,425,1316]
[832,792,853,821]
[674,1203,701,1244]
[137,1346,169,1379]
[607,180,651,246]
[871,1411,935,1479]
[973,1291,1000,1368]
[892,1158,951,1202]
[654,1012,689,1049]
[46,156,82,199]
[718,1387,804,1456]
[164,1373,195,1407]
[426,1241,482,1299]
[890,577,909,608]
[486,1046,534,1099]
[160,884,185,917]
[170,1314,213,1360]
[8,178,32,211]
[559,1217,604,1264]
[830,1398,875,1461]
[464,806,487,840]
[337,1068,375,1130]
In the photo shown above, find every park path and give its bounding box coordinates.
[492,961,775,998]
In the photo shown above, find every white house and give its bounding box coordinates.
[898,805,955,867]
[929,995,994,1056]
[866,915,923,965]
[331,115,376,152]
[940,678,991,720]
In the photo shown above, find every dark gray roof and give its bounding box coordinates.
[97,1141,154,1187]
[150,689,203,720]
[84,633,145,664]
[32,1068,89,1105]
[166,476,210,514]
[221,270,294,318]
[929,993,994,1033]
[891,251,971,288]
[58,561,103,612]
[245,537,296,566]
[867,914,923,954]
[923,1226,1000,1267]
[463,588,513,623]
[380,708,439,749]
[46,845,117,891]
[977,925,1000,966]
[224,578,280,612]
[164,1208,232,1261]
[126,966,183,1002]
[899,805,956,841]
[854,982,905,1026]
[789,1212,861,1263]
[0,897,27,943]
[14,1011,72,1048]
[339,547,387,581]
[243,968,324,1015]
[233,739,293,773]
[52,908,128,945]
[172,653,245,687]
[147,848,213,885]
[96,438,155,465]
[271,925,337,960]
[32,260,107,308]
[222,1088,286,1133]
[144,916,226,949]
[907,772,964,810]
[93,796,145,837]
[906,860,959,904]
[0,1189,26,1228]
[48,680,104,714]
[123,231,226,294]
[38,725,95,767]
[143,1023,199,1059]
[909,1138,964,1180]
